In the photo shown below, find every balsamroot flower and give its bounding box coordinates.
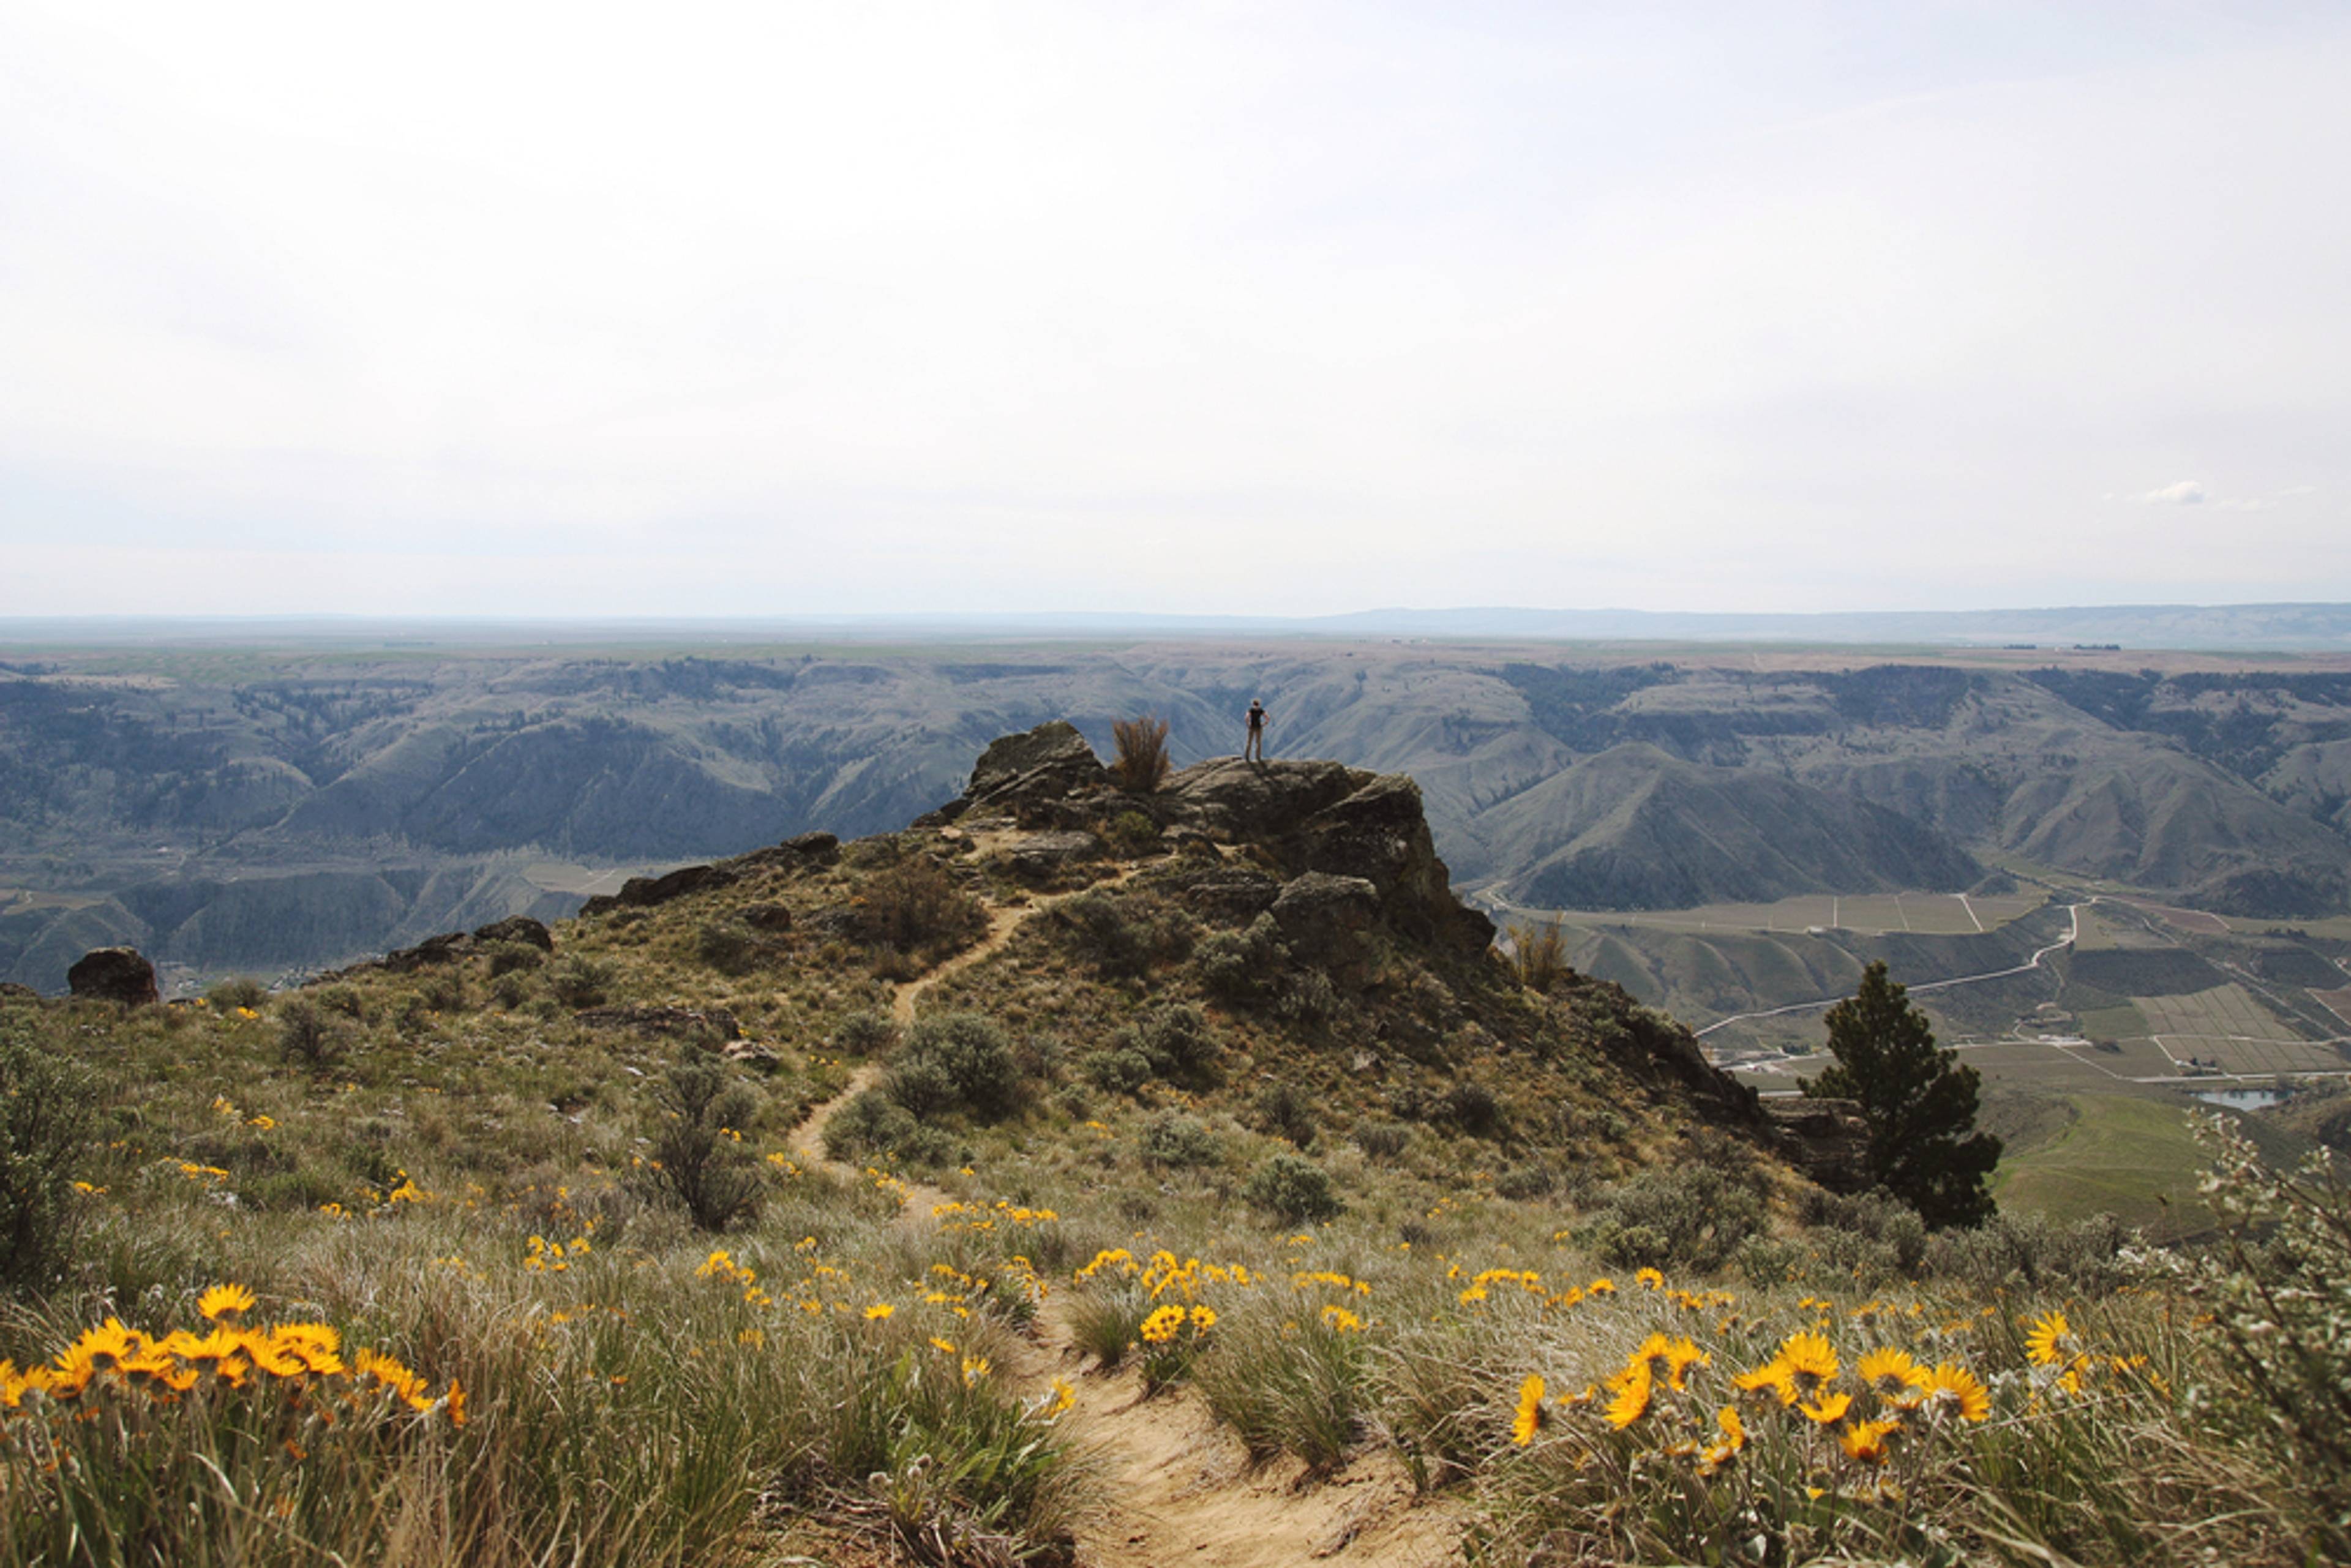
[1512,1374,1547,1446]
[198,1284,256,1322]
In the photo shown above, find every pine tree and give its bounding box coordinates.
[1802,960,2001,1229]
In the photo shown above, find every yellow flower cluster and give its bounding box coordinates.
[1514,1302,2004,1482]
[931,1197,1062,1232]
[0,1285,462,1430]
[525,1233,593,1272]
[1139,1304,1218,1344]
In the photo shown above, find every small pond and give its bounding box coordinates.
[2192,1088,2293,1111]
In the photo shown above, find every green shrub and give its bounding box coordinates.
[1919,1207,2132,1292]
[694,920,761,975]
[1436,1080,1502,1138]
[823,1089,956,1169]
[863,857,986,955]
[482,939,546,977]
[0,1021,94,1291]
[1048,890,1193,980]
[1140,1112,1221,1169]
[205,975,267,1011]
[1111,1003,1220,1086]
[312,983,367,1020]
[1584,1160,1767,1274]
[418,969,470,1013]
[1100,809,1163,857]
[1242,1153,1342,1223]
[547,953,614,1008]
[274,997,349,1073]
[1275,967,1340,1024]
[886,1012,1021,1120]
[1081,1049,1153,1095]
[1195,913,1288,1005]
[640,1043,762,1232]
[1355,1120,1411,1161]
[833,1010,899,1057]
[1494,1162,1555,1201]
[1253,1081,1318,1149]
[2179,1114,2351,1551]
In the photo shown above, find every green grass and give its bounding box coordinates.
[1992,1094,2216,1236]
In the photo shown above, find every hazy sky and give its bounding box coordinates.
[3,2,2346,618]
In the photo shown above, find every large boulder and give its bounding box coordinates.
[381,931,473,972]
[472,915,553,951]
[958,721,1112,821]
[1765,1097,1872,1194]
[1161,757,1372,839]
[1000,830,1106,883]
[580,861,741,917]
[1269,872,1383,986]
[67,947,159,1006]
[1300,774,1460,939]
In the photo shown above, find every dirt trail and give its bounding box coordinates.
[789,865,1465,1566]
[1007,1304,1464,1568]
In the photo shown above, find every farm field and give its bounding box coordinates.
[2135,985,2351,1076]
[1534,890,2044,937]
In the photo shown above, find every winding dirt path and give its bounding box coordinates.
[789,865,1466,1566]
[1005,1305,1464,1568]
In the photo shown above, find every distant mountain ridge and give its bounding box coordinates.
[6,640,2351,988]
[6,600,2351,650]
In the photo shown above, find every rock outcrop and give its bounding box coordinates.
[916,721,1115,827]
[1161,757,1493,954]
[67,947,158,1006]
[1763,1097,1872,1193]
[580,862,741,918]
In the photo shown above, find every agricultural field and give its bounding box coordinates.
[2135,984,2351,1077]
[1535,891,2044,939]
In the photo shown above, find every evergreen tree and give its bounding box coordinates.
[1802,960,2001,1229]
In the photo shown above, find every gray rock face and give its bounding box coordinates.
[1160,757,1372,839]
[1168,865,1283,926]
[381,931,473,972]
[472,915,553,951]
[1161,759,1492,953]
[1270,871,1384,986]
[1001,830,1106,882]
[67,947,158,1006]
[579,861,741,917]
[912,721,1116,828]
[1764,1097,1871,1193]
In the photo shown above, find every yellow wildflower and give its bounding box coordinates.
[1139,1305,1187,1344]
[2024,1310,2071,1367]
[1512,1374,1547,1446]
[1922,1361,1991,1422]
[1603,1360,1652,1429]
[1838,1417,1900,1464]
[198,1283,255,1322]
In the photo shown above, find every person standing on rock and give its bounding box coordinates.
[1244,699,1269,762]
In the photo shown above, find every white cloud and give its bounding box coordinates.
[2142,480,2208,505]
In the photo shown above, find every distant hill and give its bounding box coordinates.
[4,635,2351,988]
[1476,743,1982,910]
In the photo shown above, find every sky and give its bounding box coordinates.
[2,1,2347,619]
